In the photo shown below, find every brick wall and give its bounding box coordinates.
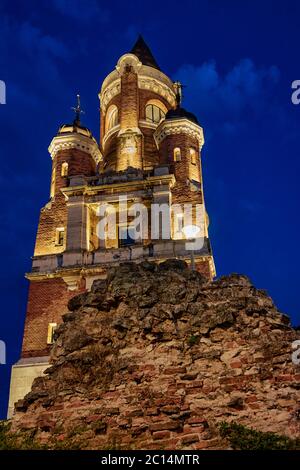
[21,277,86,358]
[195,259,212,279]
[52,148,96,194]
[34,192,67,256]
[35,148,96,256]
[160,133,203,205]
[141,126,159,169]
[120,68,139,129]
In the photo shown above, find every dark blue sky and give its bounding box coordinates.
[0,0,300,418]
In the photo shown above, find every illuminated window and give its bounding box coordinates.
[50,167,56,198]
[145,104,165,124]
[174,147,181,162]
[47,323,57,345]
[106,106,119,132]
[55,228,65,246]
[61,162,68,176]
[190,148,197,165]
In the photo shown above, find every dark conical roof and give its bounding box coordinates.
[131,35,160,70]
[165,107,199,125]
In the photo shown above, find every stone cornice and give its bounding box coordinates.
[138,75,176,107]
[99,60,176,112]
[26,253,215,281]
[48,133,102,164]
[26,266,107,281]
[154,118,205,149]
[61,174,176,198]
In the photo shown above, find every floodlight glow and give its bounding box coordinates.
[182,224,200,239]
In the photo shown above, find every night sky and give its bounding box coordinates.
[0,0,300,418]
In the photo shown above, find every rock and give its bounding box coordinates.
[220,348,241,364]
[7,260,300,450]
[67,293,85,311]
[158,259,188,271]
[91,279,107,293]
[227,396,244,409]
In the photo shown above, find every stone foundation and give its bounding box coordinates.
[8,357,49,418]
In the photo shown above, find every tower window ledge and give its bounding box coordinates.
[103,124,120,148]
[139,119,159,130]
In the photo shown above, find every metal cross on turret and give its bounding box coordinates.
[71,94,85,125]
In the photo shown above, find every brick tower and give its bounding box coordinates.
[8,36,215,416]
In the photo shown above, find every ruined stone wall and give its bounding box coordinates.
[11,261,300,449]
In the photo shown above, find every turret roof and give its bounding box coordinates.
[131,35,160,70]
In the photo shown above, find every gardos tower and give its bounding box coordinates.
[8,36,215,417]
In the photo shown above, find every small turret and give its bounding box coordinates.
[48,95,102,197]
[154,91,204,204]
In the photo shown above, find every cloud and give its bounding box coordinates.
[51,0,110,22]
[0,15,71,88]
[175,59,280,135]
[19,22,69,59]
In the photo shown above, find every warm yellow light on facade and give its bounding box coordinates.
[174,147,181,162]
[55,227,65,246]
[190,148,197,165]
[47,323,57,344]
[50,167,56,198]
[61,162,68,177]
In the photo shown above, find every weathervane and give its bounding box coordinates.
[71,93,85,125]
[173,81,184,107]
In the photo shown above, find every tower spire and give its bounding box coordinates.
[71,94,84,126]
[130,35,160,70]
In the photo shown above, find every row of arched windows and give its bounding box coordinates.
[105,101,167,133]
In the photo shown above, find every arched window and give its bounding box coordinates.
[190,148,197,165]
[146,104,165,124]
[174,147,181,162]
[61,162,68,176]
[106,106,119,132]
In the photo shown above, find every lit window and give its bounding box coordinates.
[56,228,65,246]
[190,148,197,165]
[50,167,56,198]
[174,147,181,162]
[47,323,57,345]
[61,162,68,176]
[106,106,119,132]
[145,104,165,124]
